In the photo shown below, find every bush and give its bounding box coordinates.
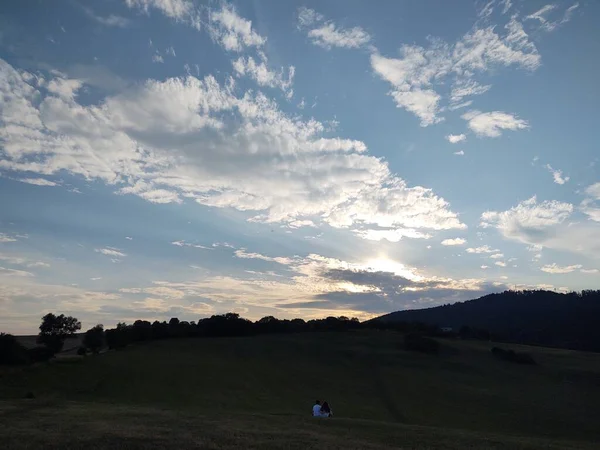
[404,333,440,354]
[77,346,87,356]
[0,333,29,365]
[83,325,104,353]
[28,346,55,363]
[491,347,536,365]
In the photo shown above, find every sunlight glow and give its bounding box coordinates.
[363,258,423,282]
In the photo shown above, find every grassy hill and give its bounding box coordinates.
[1,331,600,449]
[374,290,600,351]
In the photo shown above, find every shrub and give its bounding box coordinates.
[28,346,55,363]
[404,333,440,354]
[83,325,104,353]
[0,333,29,365]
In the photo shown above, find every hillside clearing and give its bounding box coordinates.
[1,331,599,448]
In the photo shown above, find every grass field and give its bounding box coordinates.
[1,331,600,449]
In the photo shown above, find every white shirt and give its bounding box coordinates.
[312,404,322,416]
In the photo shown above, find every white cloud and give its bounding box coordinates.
[482,196,600,259]
[83,6,130,28]
[525,3,579,32]
[495,261,507,267]
[0,266,34,277]
[171,240,212,250]
[17,177,58,186]
[441,238,466,246]
[501,0,513,15]
[466,245,498,254]
[125,0,201,30]
[450,80,491,103]
[541,263,582,274]
[581,183,600,222]
[0,58,465,242]
[545,164,569,185]
[586,183,600,200]
[354,228,432,242]
[233,249,292,265]
[481,265,489,269]
[371,16,539,125]
[462,110,529,137]
[0,253,49,268]
[446,134,466,144]
[27,261,50,268]
[297,7,323,28]
[489,253,504,259]
[297,8,371,50]
[581,268,598,274]
[0,234,17,243]
[449,100,473,111]
[454,150,465,156]
[481,196,573,241]
[232,56,294,94]
[152,53,164,63]
[95,247,127,258]
[306,23,371,50]
[165,46,176,57]
[208,4,265,51]
[287,220,315,229]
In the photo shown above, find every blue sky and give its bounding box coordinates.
[1,0,599,334]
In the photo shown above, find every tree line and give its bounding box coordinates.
[1,312,453,365]
[3,289,600,365]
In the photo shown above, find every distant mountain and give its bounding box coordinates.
[373,290,600,352]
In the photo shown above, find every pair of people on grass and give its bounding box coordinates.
[312,400,333,417]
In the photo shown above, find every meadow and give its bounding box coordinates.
[1,331,600,449]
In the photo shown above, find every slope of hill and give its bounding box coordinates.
[2,331,600,449]
[374,290,600,351]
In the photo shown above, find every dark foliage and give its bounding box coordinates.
[37,313,81,354]
[105,323,131,350]
[373,290,600,352]
[404,333,441,354]
[491,347,536,365]
[28,346,55,363]
[77,346,87,356]
[0,333,30,365]
[96,314,362,349]
[83,324,105,353]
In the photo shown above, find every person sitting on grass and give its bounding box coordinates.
[320,401,332,417]
[312,400,322,417]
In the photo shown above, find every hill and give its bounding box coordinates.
[373,290,600,351]
[1,331,600,449]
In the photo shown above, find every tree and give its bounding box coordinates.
[0,333,29,365]
[83,324,105,353]
[37,313,81,354]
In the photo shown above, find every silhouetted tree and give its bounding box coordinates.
[83,324,105,353]
[0,333,29,365]
[105,322,131,349]
[37,313,81,354]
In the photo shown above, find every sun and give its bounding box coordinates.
[363,258,423,282]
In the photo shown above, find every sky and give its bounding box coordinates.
[1,0,599,334]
